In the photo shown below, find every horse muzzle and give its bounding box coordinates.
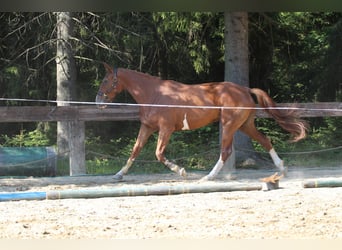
[95,95,108,109]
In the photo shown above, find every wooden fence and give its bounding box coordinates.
[1,102,341,175]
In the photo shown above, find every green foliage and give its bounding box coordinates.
[0,122,55,147]
[2,12,340,103]
[0,128,50,147]
[271,13,340,102]
[1,66,23,105]
[0,13,57,104]
[252,118,289,152]
[252,116,342,167]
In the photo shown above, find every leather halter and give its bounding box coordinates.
[97,67,118,97]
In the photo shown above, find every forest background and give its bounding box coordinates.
[0,12,341,175]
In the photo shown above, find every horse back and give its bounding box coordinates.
[139,81,255,131]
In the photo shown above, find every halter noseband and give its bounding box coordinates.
[97,67,118,97]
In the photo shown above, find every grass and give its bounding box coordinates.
[57,128,221,176]
[56,137,341,176]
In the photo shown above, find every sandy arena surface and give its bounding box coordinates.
[0,166,341,239]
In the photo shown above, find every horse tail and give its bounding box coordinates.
[250,88,309,142]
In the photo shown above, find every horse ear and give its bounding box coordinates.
[103,62,113,74]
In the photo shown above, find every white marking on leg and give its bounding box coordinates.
[117,158,134,176]
[165,159,187,177]
[201,155,224,181]
[269,148,284,172]
[182,113,190,130]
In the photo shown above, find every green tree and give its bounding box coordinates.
[256,12,341,103]
[0,13,57,140]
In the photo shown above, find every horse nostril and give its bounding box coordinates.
[97,104,107,109]
[96,101,107,109]
[96,92,112,109]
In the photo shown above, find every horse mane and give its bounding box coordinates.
[121,68,162,81]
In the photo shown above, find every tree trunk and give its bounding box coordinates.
[56,12,85,175]
[222,12,256,174]
[56,12,75,154]
[224,12,249,86]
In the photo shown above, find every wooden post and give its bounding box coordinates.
[56,12,76,172]
[68,120,86,175]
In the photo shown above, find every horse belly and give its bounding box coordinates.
[176,110,219,131]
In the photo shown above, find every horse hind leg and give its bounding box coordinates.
[239,116,287,175]
[269,148,286,175]
[156,129,187,178]
[113,124,155,180]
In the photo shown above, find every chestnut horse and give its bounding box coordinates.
[96,63,308,181]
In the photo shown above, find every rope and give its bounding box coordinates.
[86,144,342,164]
[1,97,341,112]
[236,145,342,155]
[1,145,339,169]
[86,148,218,163]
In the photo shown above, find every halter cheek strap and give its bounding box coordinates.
[97,67,118,97]
[113,67,118,82]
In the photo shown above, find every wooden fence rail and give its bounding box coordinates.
[1,102,341,123]
[0,102,341,176]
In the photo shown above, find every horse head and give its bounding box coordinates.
[95,63,123,109]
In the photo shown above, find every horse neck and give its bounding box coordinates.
[118,68,158,104]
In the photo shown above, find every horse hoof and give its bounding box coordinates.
[199,175,212,182]
[281,167,288,177]
[113,174,123,180]
[179,168,187,178]
[226,174,237,180]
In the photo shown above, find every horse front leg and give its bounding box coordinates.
[156,129,187,178]
[113,124,155,180]
[200,144,233,181]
